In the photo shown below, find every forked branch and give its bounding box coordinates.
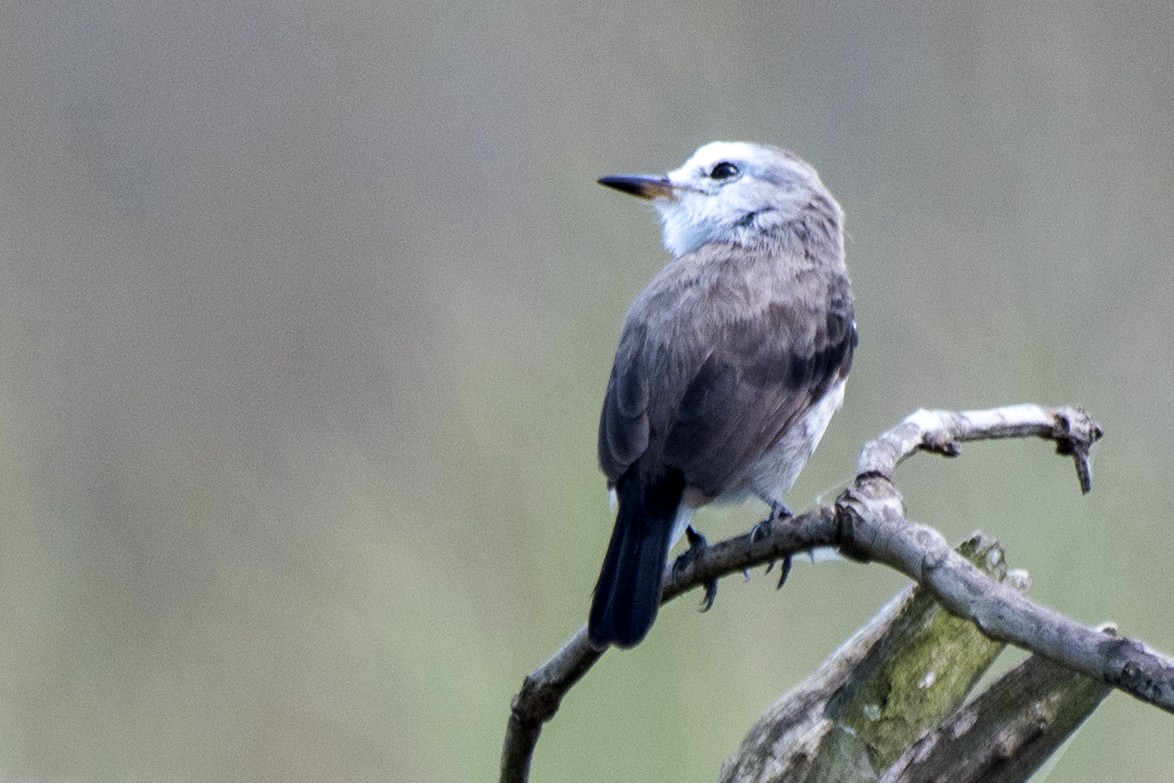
[501,404,1171,783]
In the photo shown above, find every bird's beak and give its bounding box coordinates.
[598,173,677,201]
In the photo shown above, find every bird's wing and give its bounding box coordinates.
[597,321,652,484]
[664,293,855,496]
[597,246,855,495]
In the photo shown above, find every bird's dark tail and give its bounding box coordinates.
[588,471,686,649]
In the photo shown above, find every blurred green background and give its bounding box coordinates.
[0,1,1171,781]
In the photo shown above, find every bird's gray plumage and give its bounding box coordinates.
[589,142,856,649]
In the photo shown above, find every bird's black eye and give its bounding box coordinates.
[709,161,739,180]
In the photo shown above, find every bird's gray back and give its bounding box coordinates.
[597,199,854,501]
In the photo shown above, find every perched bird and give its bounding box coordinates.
[589,141,856,650]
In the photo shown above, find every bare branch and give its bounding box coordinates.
[500,404,1170,783]
[855,404,1102,494]
[503,633,601,783]
[502,510,838,783]
[836,476,1174,713]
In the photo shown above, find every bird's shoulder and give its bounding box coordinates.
[623,242,851,352]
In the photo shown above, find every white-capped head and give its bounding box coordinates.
[599,141,840,257]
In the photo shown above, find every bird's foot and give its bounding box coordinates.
[755,503,794,589]
[750,501,792,543]
[765,553,793,589]
[672,525,718,612]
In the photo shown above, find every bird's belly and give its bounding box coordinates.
[737,378,847,506]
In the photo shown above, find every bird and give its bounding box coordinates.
[588,141,856,650]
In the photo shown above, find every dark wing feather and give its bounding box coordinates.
[598,243,855,495]
[598,325,651,483]
[665,295,855,496]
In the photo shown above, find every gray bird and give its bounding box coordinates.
[589,141,856,649]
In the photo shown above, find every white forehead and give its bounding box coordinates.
[677,141,787,174]
[681,141,759,168]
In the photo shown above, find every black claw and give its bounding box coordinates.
[750,517,773,544]
[751,502,793,544]
[672,525,718,610]
[776,553,793,590]
[672,525,707,580]
[699,578,718,612]
[756,502,794,579]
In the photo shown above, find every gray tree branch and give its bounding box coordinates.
[501,404,1171,783]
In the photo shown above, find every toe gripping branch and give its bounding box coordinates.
[674,525,718,611]
[673,501,799,614]
[753,502,794,589]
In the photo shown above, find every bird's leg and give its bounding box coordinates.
[755,502,795,589]
[672,524,718,611]
[750,500,791,544]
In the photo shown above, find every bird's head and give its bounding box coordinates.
[599,141,839,258]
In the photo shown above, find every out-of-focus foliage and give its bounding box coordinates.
[0,2,1171,781]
